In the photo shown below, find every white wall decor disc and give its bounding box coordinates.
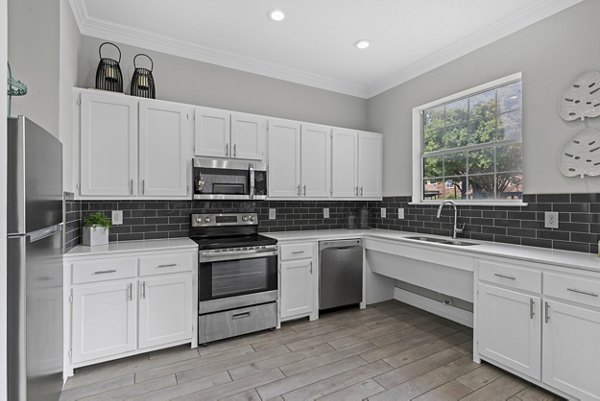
[559,128,600,178]
[559,71,600,121]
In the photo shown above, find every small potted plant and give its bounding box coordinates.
[82,212,112,246]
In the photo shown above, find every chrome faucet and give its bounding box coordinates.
[436,200,465,239]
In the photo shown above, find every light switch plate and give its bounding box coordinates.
[269,208,276,220]
[398,208,405,219]
[111,210,123,225]
[381,208,386,218]
[323,208,330,219]
[544,211,559,229]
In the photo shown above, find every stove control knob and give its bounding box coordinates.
[204,217,211,223]
[195,216,202,223]
[249,215,255,222]
[242,216,249,222]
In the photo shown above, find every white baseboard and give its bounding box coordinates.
[393,287,473,328]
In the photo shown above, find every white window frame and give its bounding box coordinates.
[411,72,526,206]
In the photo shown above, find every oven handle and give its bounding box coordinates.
[200,248,278,262]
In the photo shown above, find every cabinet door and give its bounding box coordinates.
[231,113,266,160]
[139,101,192,198]
[138,274,193,349]
[477,283,541,379]
[80,93,138,196]
[331,128,358,198]
[268,119,301,198]
[194,107,230,158]
[71,280,137,363]
[280,259,314,318]
[301,124,331,198]
[357,132,383,199]
[542,300,600,400]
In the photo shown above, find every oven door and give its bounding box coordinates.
[199,249,277,302]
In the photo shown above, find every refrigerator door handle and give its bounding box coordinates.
[29,223,63,243]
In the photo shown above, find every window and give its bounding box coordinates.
[413,73,524,204]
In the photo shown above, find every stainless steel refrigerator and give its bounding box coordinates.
[7,116,63,401]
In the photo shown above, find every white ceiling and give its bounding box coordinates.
[70,0,582,98]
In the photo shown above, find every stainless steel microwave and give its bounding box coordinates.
[193,158,267,200]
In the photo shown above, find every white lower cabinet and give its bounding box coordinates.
[542,300,600,400]
[71,280,137,364]
[64,245,197,376]
[477,283,541,379]
[279,242,316,320]
[138,274,193,349]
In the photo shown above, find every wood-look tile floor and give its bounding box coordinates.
[60,301,563,401]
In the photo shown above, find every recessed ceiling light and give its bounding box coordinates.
[354,40,370,49]
[268,9,285,22]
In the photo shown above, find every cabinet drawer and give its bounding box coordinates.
[280,243,314,260]
[479,260,542,293]
[139,252,194,276]
[545,272,600,308]
[199,302,277,344]
[71,258,138,284]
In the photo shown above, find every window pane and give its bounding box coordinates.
[445,98,468,126]
[497,111,522,141]
[497,82,521,113]
[424,127,444,152]
[497,172,523,199]
[468,117,496,145]
[423,105,444,129]
[468,148,494,174]
[441,177,468,200]
[469,89,496,121]
[423,155,443,178]
[444,123,468,149]
[444,152,466,176]
[496,144,522,172]
[423,178,444,200]
[469,174,495,199]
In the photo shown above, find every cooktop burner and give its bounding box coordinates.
[189,213,277,250]
[192,234,277,250]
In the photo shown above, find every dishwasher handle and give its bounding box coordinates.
[319,239,363,250]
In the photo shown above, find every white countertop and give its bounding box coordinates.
[264,229,600,273]
[64,237,198,258]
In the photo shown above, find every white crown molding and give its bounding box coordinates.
[70,0,582,99]
[367,0,584,98]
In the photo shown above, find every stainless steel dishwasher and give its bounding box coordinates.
[319,239,363,310]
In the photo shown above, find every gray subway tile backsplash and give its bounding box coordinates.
[64,193,600,254]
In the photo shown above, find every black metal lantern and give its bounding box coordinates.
[130,54,156,99]
[95,42,124,93]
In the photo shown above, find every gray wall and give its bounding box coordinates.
[367,0,600,196]
[7,0,61,137]
[78,37,368,130]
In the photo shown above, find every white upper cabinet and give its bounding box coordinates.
[139,100,192,198]
[80,92,138,196]
[268,119,301,198]
[231,112,266,160]
[301,124,331,198]
[194,108,265,160]
[194,107,230,158]
[332,128,359,198]
[358,131,383,199]
[331,129,382,200]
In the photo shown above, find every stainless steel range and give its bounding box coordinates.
[190,213,278,345]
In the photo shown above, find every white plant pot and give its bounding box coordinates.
[82,226,109,247]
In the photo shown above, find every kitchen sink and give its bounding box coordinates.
[405,236,479,246]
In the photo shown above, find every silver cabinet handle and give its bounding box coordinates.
[297,184,302,196]
[130,179,134,195]
[303,185,307,196]
[142,179,145,195]
[544,301,550,323]
[530,298,535,319]
[141,281,146,299]
[94,269,116,275]
[128,283,133,301]
[225,143,229,157]
[567,288,599,298]
[233,144,237,157]
[354,186,358,196]
[360,186,364,197]
[291,251,304,255]
[232,311,251,320]
[494,273,516,280]
[309,261,313,274]
[157,264,177,268]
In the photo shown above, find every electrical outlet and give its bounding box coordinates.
[398,208,405,219]
[380,208,387,218]
[545,211,559,229]
[111,210,123,225]
[323,208,330,219]
[269,208,276,220]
